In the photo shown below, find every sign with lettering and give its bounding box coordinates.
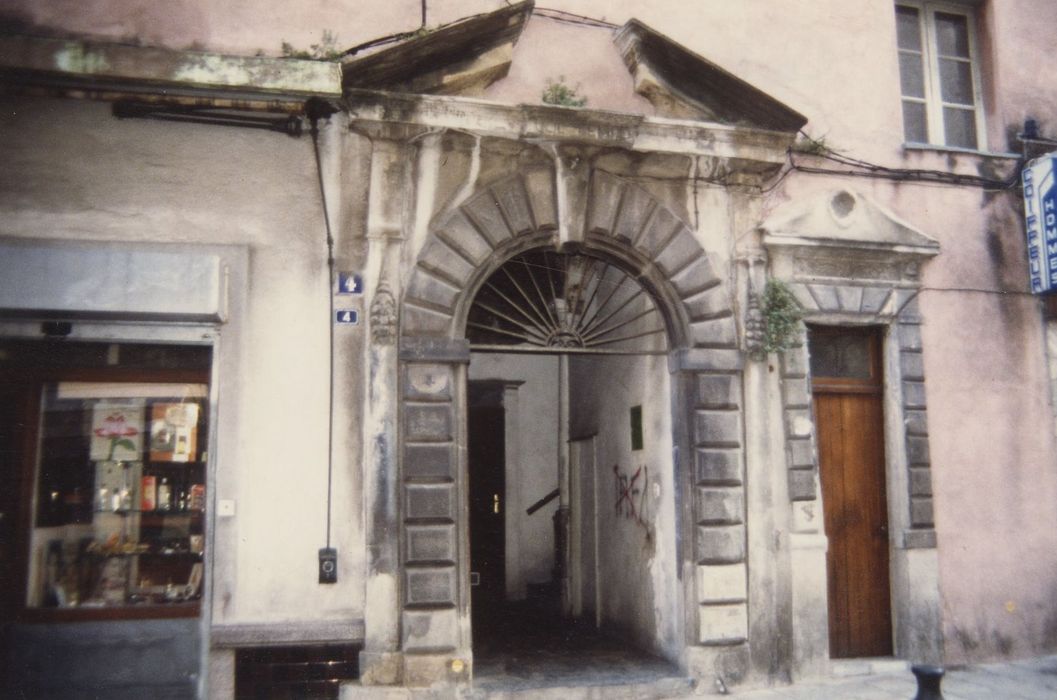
[335,310,359,325]
[337,272,363,295]
[1024,153,1057,294]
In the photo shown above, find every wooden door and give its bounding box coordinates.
[810,327,893,658]
[468,403,505,637]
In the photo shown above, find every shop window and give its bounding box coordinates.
[896,1,985,149]
[0,341,210,619]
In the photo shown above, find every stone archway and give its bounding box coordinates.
[395,168,751,685]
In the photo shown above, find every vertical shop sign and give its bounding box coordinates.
[1024,153,1057,294]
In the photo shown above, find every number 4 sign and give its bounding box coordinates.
[337,272,363,295]
[335,310,359,325]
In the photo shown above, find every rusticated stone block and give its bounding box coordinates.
[904,409,928,436]
[635,205,681,259]
[861,286,892,314]
[416,236,475,287]
[898,322,923,351]
[696,374,741,409]
[782,376,810,408]
[463,190,512,246]
[698,603,748,644]
[900,351,925,381]
[405,268,461,313]
[402,608,458,652]
[784,408,813,439]
[786,439,814,469]
[690,316,738,348]
[694,449,743,485]
[406,525,456,563]
[695,486,744,525]
[910,496,934,527]
[405,567,456,606]
[405,483,455,521]
[439,211,493,265]
[695,524,745,563]
[492,177,534,236]
[613,184,656,243]
[653,229,702,277]
[809,284,840,311]
[587,171,623,234]
[788,468,816,501]
[696,564,747,603]
[404,443,455,479]
[907,435,931,466]
[402,302,453,337]
[404,364,453,402]
[836,285,863,313]
[781,346,809,378]
[682,283,730,322]
[693,410,742,447]
[903,381,927,409]
[405,404,453,442]
[909,467,933,497]
[670,255,721,298]
[524,167,558,230]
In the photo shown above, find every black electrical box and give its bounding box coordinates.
[318,548,338,584]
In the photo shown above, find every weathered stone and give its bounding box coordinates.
[909,467,933,497]
[654,228,703,277]
[895,289,922,319]
[900,351,925,380]
[682,284,731,321]
[782,376,811,408]
[405,484,456,521]
[524,167,558,230]
[399,338,470,363]
[689,316,738,348]
[904,409,929,436]
[898,321,923,351]
[695,524,746,563]
[635,205,681,259]
[696,374,741,409]
[784,408,813,439]
[694,448,743,485]
[492,176,535,236]
[902,529,937,549]
[781,346,809,378]
[787,283,819,312]
[613,183,657,244]
[438,211,493,265]
[788,468,816,501]
[698,603,749,644]
[416,236,475,287]
[696,564,747,603]
[401,608,458,652]
[463,190,512,246]
[404,443,455,479]
[587,171,623,234]
[836,285,864,313]
[808,284,840,311]
[786,438,814,469]
[401,302,454,337]
[907,435,931,466]
[670,255,721,298]
[861,286,892,315]
[693,410,742,447]
[903,380,927,409]
[404,404,453,442]
[695,486,744,525]
[910,496,934,527]
[404,365,453,402]
[406,525,456,563]
[669,348,742,373]
[405,567,456,606]
[405,268,461,312]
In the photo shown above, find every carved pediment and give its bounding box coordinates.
[761,189,939,288]
[614,19,807,131]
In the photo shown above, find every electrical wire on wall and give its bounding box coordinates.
[306,98,341,566]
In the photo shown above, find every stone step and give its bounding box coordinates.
[830,657,910,677]
[467,675,696,700]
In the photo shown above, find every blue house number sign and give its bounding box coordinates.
[338,272,363,295]
[335,310,359,325]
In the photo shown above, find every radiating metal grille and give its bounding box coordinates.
[467,250,668,354]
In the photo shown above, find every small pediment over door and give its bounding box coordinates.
[761,189,939,312]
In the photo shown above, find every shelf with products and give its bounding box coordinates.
[29,382,210,615]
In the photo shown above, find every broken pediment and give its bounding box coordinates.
[761,189,939,287]
[341,1,534,95]
[614,19,807,131]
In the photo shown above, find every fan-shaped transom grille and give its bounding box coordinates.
[467,250,669,354]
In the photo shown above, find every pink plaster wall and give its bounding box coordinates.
[5,0,1057,663]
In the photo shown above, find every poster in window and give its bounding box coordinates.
[149,403,199,462]
[89,401,145,461]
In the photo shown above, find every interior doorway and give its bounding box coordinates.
[468,388,507,640]
[809,326,893,659]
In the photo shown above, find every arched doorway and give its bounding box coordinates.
[462,247,678,662]
[395,170,749,687]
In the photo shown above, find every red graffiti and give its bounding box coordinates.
[614,464,650,527]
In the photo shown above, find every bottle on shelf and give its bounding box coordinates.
[157,478,171,511]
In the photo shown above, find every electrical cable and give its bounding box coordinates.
[306,98,340,549]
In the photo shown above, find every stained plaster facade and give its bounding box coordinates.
[2,1,1057,698]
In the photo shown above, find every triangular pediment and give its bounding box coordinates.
[341,1,534,95]
[761,189,939,256]
[614,20,807,131]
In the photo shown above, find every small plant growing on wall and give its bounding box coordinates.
[761,279,804,355]
[542,77,587,108]
[281,30,342,60]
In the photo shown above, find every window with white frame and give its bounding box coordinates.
[896,1,985,149]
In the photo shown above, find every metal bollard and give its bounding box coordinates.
[911,664,945,700]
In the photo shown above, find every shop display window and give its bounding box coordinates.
[0,341,211,619]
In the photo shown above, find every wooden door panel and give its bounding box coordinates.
[816,390,893,658]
